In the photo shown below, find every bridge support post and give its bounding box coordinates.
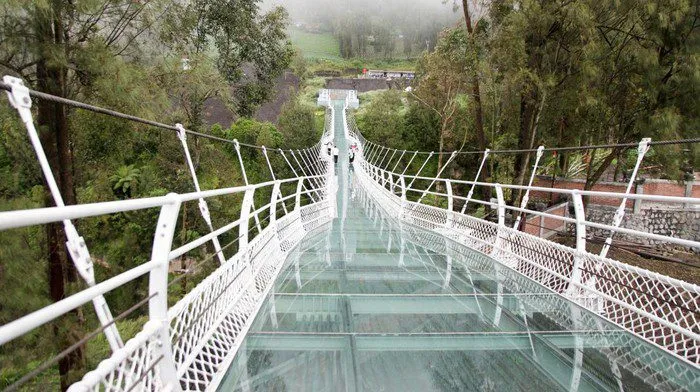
[263,146,288,215]
[239,188,255,267]
[399,175,407,219]
[3,76,125,352]
[566,191,588,297]
[148,194,183,390]
[445,179,454,228]
[269,181,281,226]
[460,149,490,214]
[490,184,506,257]
[513,146,545,230]
[388,171,394,193]
[295,178,305,211]
[234,140,262,234]
[175,124,226,265]
[599,138,651,258]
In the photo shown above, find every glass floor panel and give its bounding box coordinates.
[216,101,699,391]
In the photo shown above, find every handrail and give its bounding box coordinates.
[0,77,337,391]
[365,167,700,250]
[346,101,700,370]
[0,175,327,231]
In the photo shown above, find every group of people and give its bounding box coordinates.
[325,141,358,165]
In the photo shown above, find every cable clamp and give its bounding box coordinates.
[64,223,96,285]
[175,123,187,142]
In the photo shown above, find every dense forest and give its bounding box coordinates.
[0,0,698,389]
[356,0,699,199]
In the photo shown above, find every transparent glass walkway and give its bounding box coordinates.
[216,102,698,391]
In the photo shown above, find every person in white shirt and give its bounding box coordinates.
[332,145,339,163]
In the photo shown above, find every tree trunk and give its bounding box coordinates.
[35,2,84,389]
[512,92,536,204]
[461,0,490,199]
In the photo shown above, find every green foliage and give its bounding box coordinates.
[278,97,320,149]
[109,165,141,198]
[355,90,407,148]
[163,0,294,118]
[374,0,698,188]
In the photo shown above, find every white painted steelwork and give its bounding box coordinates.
[1,85,698,391]
[343,100,700,370]
[0,79,338,391]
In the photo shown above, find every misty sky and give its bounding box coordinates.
[262,0,467,24]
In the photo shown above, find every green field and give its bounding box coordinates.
[288,27,341,60]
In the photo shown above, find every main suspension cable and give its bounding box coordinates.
[345,110,699,156]
[359,134,700,157]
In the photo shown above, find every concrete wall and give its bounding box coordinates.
[580,205,700,251]
[523,202,569,239]
[531,176,699,209]
[325,78,409,92]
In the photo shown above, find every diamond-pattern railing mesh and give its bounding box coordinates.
[68,143,335,391]
[349,109,700,370]
[174,201,334,391]
[353,172,700,391]
[70,322,164,391]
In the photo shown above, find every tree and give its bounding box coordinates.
[356,90,406,149]
[0,1,168,387]
[278,97,319,149]
[165,0,294,122]
[459,0,489,167]
[411,29,471,174]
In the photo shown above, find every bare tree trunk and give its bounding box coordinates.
[36,2,85,389]
[462,0,490,198]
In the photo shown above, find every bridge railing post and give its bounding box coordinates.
[175,124,227,265]
[148,194,183,391]
[399,175,407,218]
[238,188,255,267]
[4,76,125,352]
[295,178,305,211]
[567,191,588,296]
[269,181,281,226]
[234,140,262,233]
[445,179,454,228]
[490,184,506,256]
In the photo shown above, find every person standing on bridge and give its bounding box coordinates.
[326,141,333,156]
[332,145,339,164]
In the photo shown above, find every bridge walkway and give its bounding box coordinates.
[211,102,693,392]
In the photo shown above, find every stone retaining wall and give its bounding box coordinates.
[576,205,700,252]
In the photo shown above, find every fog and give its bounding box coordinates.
[263,0,464,29]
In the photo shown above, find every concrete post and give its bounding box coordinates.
[633,183,643,214]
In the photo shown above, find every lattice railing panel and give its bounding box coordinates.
[70,322,163,392]
[351,126,700,368]
[353,173,700,391]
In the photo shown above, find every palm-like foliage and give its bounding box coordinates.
[109,165,141,198]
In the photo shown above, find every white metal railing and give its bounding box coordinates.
[0,78,338,391]
[351,182,699,390]
[344,105,700,368]
[318,88,359,109]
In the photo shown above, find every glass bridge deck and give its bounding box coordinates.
[215,102,698,391]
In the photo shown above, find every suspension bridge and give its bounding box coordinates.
[0,79,698,391]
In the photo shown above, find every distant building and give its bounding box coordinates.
[365,69,415,79]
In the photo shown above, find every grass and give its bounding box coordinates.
[288,27,341,60]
